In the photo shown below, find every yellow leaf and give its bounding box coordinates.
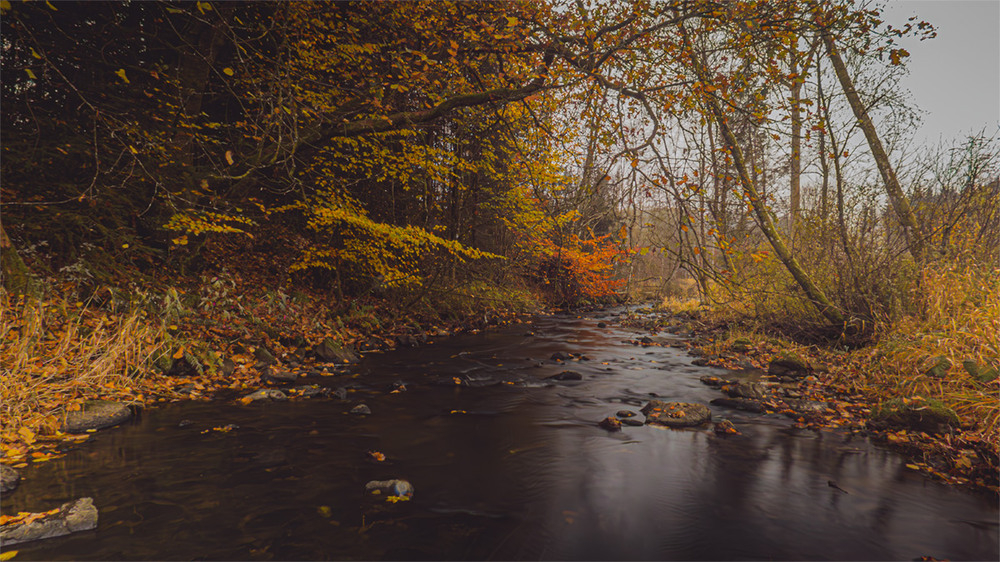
[30,48,41,60]
[25,68,37,80]
[0,548,18,560]
[0,1,11,13]
[46,0,57,9]
[173,346,185,359]
[224,150,234,165]
[506,16,518,27]
[18,427,35,444]
[223,67,234,76]
[115,68,130,84]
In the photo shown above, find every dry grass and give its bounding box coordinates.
[830,265,1000,444]
[0,292,169,455]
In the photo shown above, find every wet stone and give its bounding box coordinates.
[350,404,372,415]
[262,370,299,384]
[620,418,644,427]
[330,387,348,400]
[713,419,741,435]
[616,410,636,418]
[550,351,574,361]
[313,338,359,364]
[365,479,413,498]
[597,322,607,328]
[244,389,288,402]
[598,417,622,431]
[641,400,712,427]
[1,464,20,493]
[292,385,328,398]
[546,371,582,381]
[63,400,132,434]
[722,382,769,400]
[700,375,733,387]
[0,497,98,546]
[710,397,765,413]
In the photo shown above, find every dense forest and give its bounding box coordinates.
[1,0,997,493]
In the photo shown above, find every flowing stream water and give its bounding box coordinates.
[5,310,998,560]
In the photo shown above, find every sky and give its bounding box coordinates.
[881,0,1000,148]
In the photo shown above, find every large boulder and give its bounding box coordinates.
[641,400,712,427]
[0,497,98,546]
[312,338,359,364]
[63,400,132,433]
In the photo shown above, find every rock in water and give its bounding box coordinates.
[641,400,712,427]
[722,381,768,400]
[545,371,582,381]
[598,417,622,431]
[0,497,98,546]
[242,389,288,402]
[63,400,132,433]
[313,338,359,364]
[0,464,19,493]
[710,397,765,413]
[350,404,371,415]
[365,479,414,498]
[713,419,741,435]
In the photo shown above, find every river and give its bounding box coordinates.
[5,310,998,560]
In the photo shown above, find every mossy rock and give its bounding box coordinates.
[872,398,960,435]
[924,356,951,379]
[768,351,811,376]
[962,359,998,383]
[731,338,752,353]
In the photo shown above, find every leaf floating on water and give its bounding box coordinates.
[0,549,18,561]
[366,450,386,462]
[385,495,410,503]
[317,505,332,518]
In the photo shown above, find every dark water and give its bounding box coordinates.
[5,311,998,560]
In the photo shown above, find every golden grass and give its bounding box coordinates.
[0,292,168,455]
[830,265,1000,444]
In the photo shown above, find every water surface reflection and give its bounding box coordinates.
[5,311,997,560]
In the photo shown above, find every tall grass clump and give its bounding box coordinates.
[0,291,168,454]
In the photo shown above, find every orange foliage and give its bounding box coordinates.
[537,232,627,303]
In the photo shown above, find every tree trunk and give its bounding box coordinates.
[683,29,845,325]
[789,55,802,244]
[822,31,925,263]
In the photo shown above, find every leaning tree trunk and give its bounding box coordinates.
[682,30,845,325]
[822,31,926,264]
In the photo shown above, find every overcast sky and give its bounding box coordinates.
[881,0,1000,148]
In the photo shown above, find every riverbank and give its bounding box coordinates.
[0,276,545,468]
[632,298,999,495]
